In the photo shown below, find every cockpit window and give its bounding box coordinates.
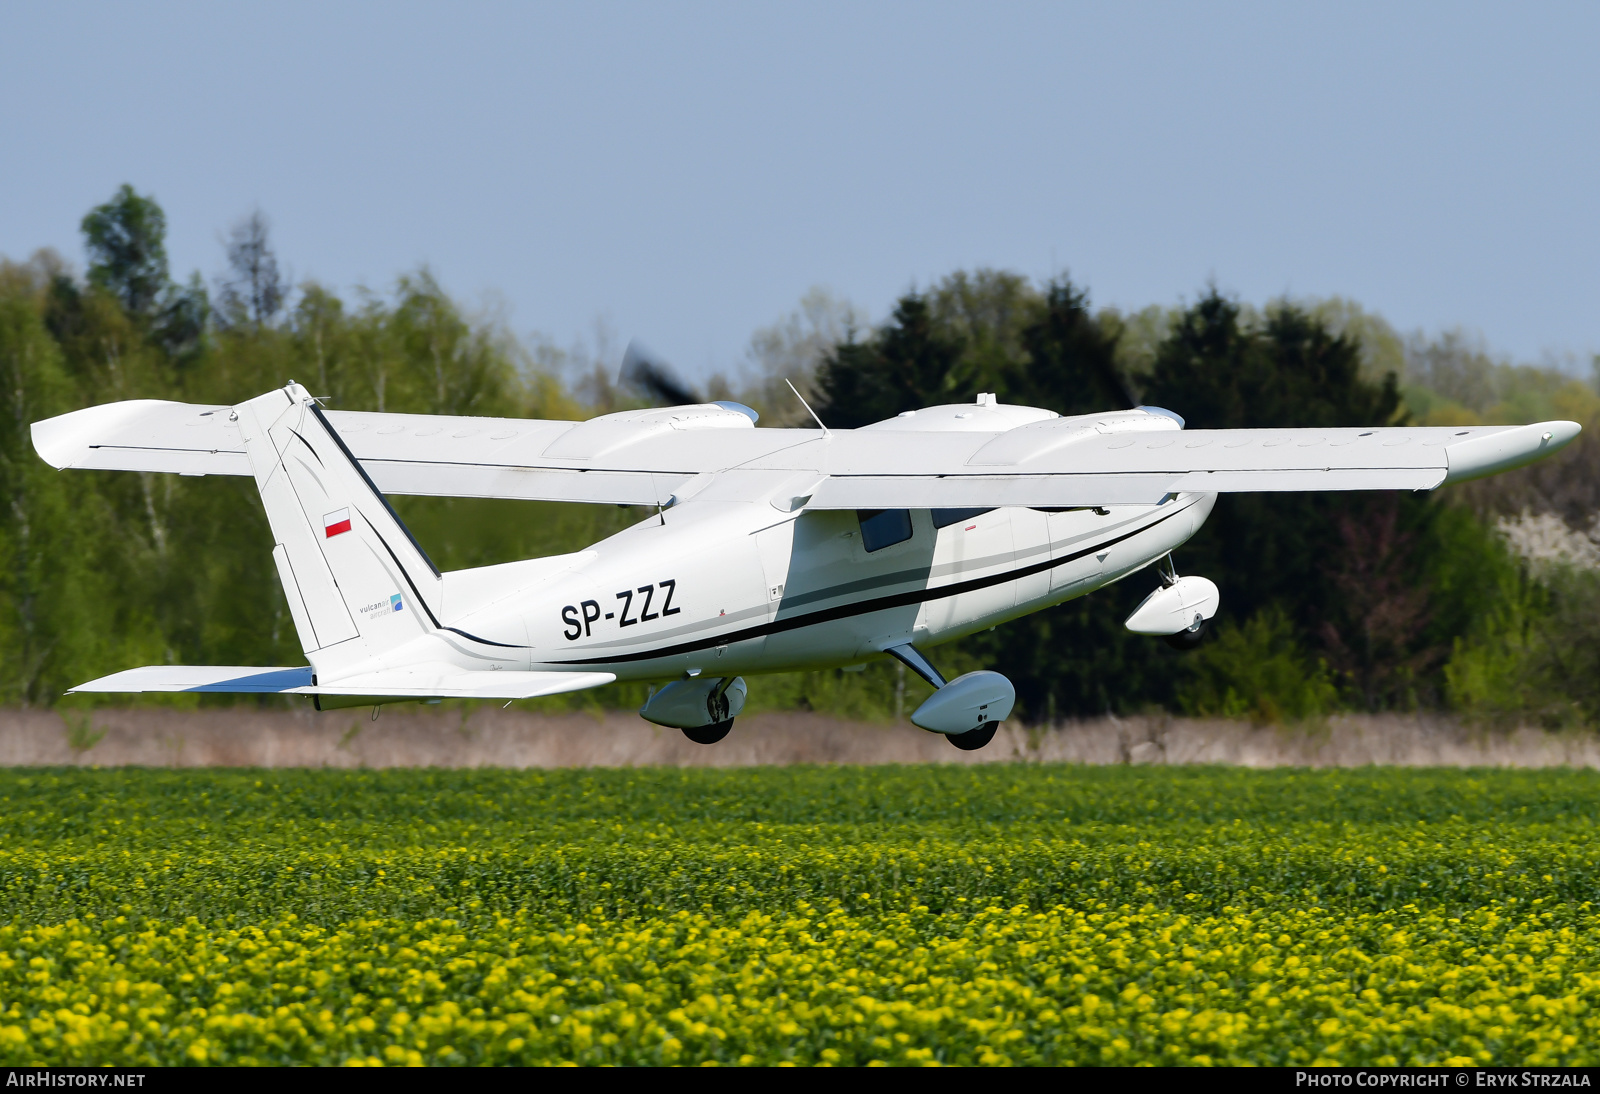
[932,507,996,529]
[857,509,914,552]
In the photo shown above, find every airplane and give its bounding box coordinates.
[30,377,1579,750]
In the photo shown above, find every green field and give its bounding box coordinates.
[1,765,1597,1066]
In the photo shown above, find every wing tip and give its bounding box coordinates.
[1442,420,1582,486]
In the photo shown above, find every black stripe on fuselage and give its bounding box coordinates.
[544,504,1187,667]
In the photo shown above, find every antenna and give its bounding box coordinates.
[785,379,831,437]
[650,472,666,526]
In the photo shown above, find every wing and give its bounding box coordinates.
[32,397,1579,508]
[785,418,1584,508]
[30,398,812,505]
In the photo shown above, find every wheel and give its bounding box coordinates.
[682,719,733,745]
[947,723,998,751]
[1163,616,1210,650]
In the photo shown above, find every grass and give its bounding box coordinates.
[1,765,1597,1065]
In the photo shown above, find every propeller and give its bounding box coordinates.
[619,339,700,406]
[617,339,760,423]
[1093,355,1140,412]
[1089,350,1178,424]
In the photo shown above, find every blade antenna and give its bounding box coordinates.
[785,379,831,437]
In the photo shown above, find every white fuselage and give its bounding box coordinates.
[438,489,1218,682]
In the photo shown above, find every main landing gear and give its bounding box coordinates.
[638,675,747,745]
[637,648,1018,751]
[946,723,999,751]
[681,719,733,745]
[1125,554,1220,650]
[886,644,1015,751]
[1163,616,1209,650]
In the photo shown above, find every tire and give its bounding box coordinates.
[682,719,733,745]
[947,723,998,751]
[1163,616,1210,650]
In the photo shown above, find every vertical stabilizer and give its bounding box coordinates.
[235,384,442,668]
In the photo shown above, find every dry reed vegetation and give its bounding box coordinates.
[3,707,1599,769]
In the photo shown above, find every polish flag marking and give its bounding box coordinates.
[324,509,352,538]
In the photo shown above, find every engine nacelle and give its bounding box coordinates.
[1124,575,1220,636]
[911,670,1015,735]
[639,676,748,729]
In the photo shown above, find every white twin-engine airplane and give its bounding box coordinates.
[31,382,1578,750]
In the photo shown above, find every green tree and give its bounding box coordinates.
[1139,291,1498,711]
[215,210,285,330]
[1003,279,1130,413]
[388,270,517,416]
[813,294,967,429]
[78,184,208,366]
[1178,606,1338,723]
[0,260,132,703]
[81,184,170,320]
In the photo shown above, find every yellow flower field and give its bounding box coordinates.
[0,766,1595,1065]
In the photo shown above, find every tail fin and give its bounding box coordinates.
[236,383,442,668]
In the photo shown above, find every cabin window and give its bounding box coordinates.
[857,509,913,552]
[932,507,996,529]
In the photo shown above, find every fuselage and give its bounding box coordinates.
[442,487,1219,682]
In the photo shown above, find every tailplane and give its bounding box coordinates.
[66,664,615,701]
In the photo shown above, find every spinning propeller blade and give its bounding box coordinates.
[620,339,701,406]
[1094,356,1140,412]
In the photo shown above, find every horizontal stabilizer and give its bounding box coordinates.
[69,666,315,693]
[69,665,615,700]
[306,665,616,700]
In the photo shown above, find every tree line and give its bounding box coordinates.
[3,184,1598,725]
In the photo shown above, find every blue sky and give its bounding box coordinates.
[2,1,1595,380]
